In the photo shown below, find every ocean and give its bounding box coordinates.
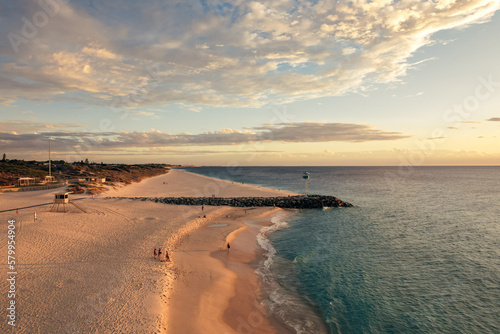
[183,166,500,333]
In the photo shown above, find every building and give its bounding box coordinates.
[44,175,56,183]
[17,177,36,186]
[79,176,105,184]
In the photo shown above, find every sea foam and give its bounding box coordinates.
[255,211,327,334]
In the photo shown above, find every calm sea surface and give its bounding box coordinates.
[183,166,500,333]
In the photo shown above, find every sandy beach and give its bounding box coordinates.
[167,206,296,334]
[0,169,295,333]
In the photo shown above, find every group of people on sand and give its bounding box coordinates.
[154,248,170,262]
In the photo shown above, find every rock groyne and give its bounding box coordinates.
[112,195,352,209]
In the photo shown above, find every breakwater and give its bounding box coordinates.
[110,195,352,209]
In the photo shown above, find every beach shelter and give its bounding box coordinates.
[18,177,36,186]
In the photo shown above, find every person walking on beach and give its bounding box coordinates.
[158,248,162,259]
[154,248,157,259]
[227,243,230,253]
[202,205,204,211]
[165,251,170,262]
[34,211,37,222]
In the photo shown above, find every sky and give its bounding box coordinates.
[0,0,499,166]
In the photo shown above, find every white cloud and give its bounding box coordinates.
[82,46,120,60]
[0,120,82,133]
[0,0,498,108]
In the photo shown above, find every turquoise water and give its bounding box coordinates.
[184,167,500,333]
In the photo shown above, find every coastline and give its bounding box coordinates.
[166,206,296,333]
[219,209,298,334]
[104,168,294,198]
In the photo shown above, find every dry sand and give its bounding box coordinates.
[104,168,293,198]
[0,169,296,333]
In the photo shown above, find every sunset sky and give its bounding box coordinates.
[1,0,499,166]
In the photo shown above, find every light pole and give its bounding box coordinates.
[48,137,53,180]
[303,172,310,196]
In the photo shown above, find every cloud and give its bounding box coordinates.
[0,122,410,154]
[0,0,498,108]
[0,120,82,133]
[487,117,500,121]
[323,149,335,156]
[251,122,410,143]
[73,148,283,156]
[126,110,159,119]
[405,91,425,98]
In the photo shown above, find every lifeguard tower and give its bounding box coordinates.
[50,192,86,213]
